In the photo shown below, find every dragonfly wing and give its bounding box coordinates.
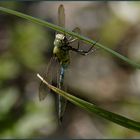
[39,57,58,101]
[56,4,65,36]
[58,4,65,28]
[72,27,81,34]
[66,27,82,48]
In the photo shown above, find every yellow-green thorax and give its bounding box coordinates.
[53,34,70,66]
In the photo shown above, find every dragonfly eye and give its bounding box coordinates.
[56,34,65,40]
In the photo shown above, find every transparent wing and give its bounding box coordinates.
[68,27,81,40]
[39,57,59,101]
[72,27,81,34]
[72,27,99,53]
[73,27,81,43]
[67,27,81,48]
[58,4,65,28]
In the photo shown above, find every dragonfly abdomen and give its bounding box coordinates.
[58,66,67,122]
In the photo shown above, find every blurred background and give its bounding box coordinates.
[0,1,140,138]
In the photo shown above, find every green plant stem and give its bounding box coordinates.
[0,6,140,69]
[37,73,140,132]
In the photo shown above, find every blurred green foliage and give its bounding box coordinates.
[0,2,57,138]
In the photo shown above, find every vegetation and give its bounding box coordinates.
[0,2,140,138]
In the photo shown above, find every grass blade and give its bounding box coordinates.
[0,6,140,68]
[37,73,140,132]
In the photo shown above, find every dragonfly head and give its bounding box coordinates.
[54,34,68,47]
[56,34,65,40]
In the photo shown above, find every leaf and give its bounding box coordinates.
[37,74,140,132]
[0,6,140,69]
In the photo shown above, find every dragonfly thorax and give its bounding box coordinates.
[54,33,68,48]
[53,33,70,66]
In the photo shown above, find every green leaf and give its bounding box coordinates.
[37,74,140,132]
[0,6,140,69]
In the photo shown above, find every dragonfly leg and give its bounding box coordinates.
[70,40,98,55]
[67,35,73,41]
[68,38,78,44]
[68,37,80,49]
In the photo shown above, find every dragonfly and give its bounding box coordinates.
[39,4,97,123]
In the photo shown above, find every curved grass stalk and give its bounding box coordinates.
[37,74,140,132]
[0,6,140,69]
